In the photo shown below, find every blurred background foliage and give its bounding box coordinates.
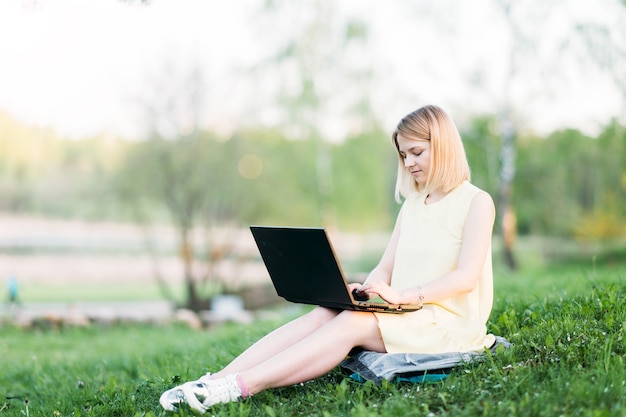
[1,0,625,308]
[1,110,624,241]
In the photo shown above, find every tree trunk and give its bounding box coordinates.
[180,227,199,310]
[499,114,518,270]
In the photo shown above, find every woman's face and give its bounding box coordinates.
[396,134,431,186]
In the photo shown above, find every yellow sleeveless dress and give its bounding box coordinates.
[375,181,496,354]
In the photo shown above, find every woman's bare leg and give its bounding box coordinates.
[212,306,339,379]
[239,310,385,395]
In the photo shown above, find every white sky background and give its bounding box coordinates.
[0,0,624,140]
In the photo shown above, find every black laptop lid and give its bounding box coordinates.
[250,226,353,308]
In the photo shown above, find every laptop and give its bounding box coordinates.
[250,226,422,313]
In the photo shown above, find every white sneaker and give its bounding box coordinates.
[159,372,212,412]
[160,373,243,414]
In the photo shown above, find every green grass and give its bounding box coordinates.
[2,259,626,416]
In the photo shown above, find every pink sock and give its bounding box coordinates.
[235,374,251,398]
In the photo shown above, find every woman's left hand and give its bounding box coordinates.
[358,281,406,305]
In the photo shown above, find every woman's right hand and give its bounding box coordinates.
[348,283,369,301]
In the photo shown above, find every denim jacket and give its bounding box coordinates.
[340,336,512,384]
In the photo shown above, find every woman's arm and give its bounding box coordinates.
[399,191,495,304]
[359,191,495,305]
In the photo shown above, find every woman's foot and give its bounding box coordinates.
[159,373,245,413]
[159,372,212,412]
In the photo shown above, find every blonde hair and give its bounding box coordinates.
[392,105,470,201]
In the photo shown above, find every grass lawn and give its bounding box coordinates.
[1,257,626,416]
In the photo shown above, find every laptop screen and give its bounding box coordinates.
[250,226,354,307]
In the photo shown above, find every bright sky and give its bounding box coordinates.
[0,0,624,140]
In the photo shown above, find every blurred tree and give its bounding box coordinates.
[2,110,624,254]
[0,112,123,219]
[572,121,626,242]
[115,63,246,310]
[251,0,375,227]
[331,128,397,230]
[515,129,592,236]
[227,124,399,231]
[116,133,243,309]
[461,0,626,269]
[462,116,501,202]
[574,0,626,247]
[0,114,57,211]
[514,121,626,241]
[488,0,567,270]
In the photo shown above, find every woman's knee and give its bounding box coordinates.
[335,311,384,351]
[335,310,377,328]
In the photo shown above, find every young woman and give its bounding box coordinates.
[160,104,496,413]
